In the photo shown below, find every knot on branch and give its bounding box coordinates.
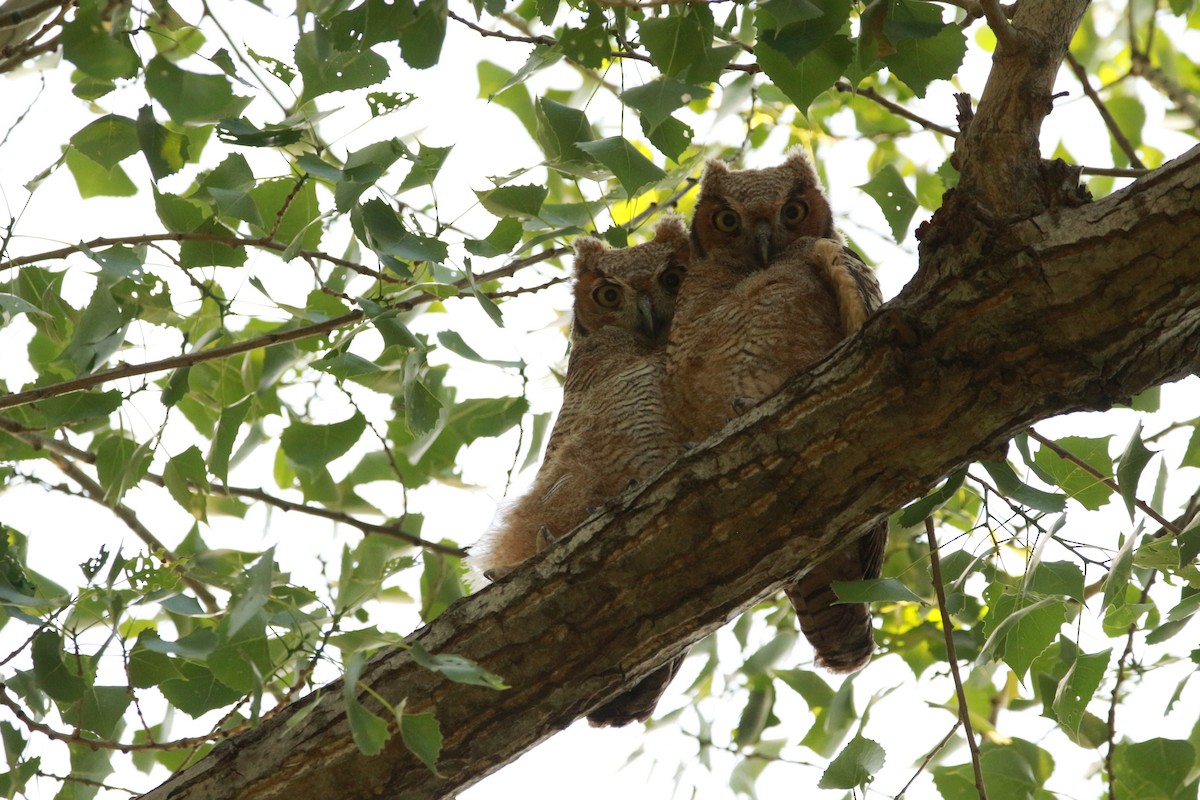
[1037,159,1092,209]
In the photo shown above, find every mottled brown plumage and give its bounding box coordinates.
[669,151,886,673]
[471,218,691,725]
[472,217,689,579]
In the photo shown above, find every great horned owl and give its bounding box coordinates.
[470,217,690,725]
[668,151,887,673]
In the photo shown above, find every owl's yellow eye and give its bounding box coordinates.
[712,209,741,234]
[659,265,685,294]
[782,200,809,225]
[593,282,622,308]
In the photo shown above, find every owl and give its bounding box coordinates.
[668,151,887,673]
[469,217,690,725]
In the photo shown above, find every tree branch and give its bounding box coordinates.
[1065,53,1146,170]
[137,142,1200,800]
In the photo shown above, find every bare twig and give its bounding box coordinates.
[1065,53,1146,170]
[1130,54,1200,129]
[926,517,988,799]
[894,720,963,799]
[1026,429,1178,534]
[0,417,468,557]
[0,682,251,753]
[835,80,959,138]
[1078,166,1150,178]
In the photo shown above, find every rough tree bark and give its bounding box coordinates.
[139,2,1200,799]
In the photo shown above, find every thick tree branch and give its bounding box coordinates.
[138,142,1200,800]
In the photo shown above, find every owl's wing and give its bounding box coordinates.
[808,239,882,336]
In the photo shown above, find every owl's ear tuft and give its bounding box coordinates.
[573,236,608,273]
[700,158,730,192]
[653,214,687,243]
[783,148,819,183]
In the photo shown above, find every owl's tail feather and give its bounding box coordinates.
[587,652,686,727]
[784,519,888,673]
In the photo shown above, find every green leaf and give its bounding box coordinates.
[742,632,796,676]
[436,330,524,369]
[70,115,139,170]
[1027,561,1084,603]
[65,149,137,199]
[799,673,856,757]
[757,0,851,61]
[1112,738,1197,799]
[61,686,131,739]
[1117,424,1155,521]
[36,391,122,427]
[1032,435,1114,511]
[334,139,409,212]
[882,24,967,97]
[296,26,390,103]
[163,446,209,520]
[735,678,774,747]
[858,164,919,242]
[621,77,711,130]
[558,7,608,68]
[477,60,538,135]
[145,56,252,123]
[638,9,735,85]
[831,577,922,604]
[158,663,241,717]
[1181,425,1200,468]
[419,549,465,622]
[464,217,524,259]
[1106,95,1147,167]
[759,36,851,117]
[195,153,261,227]
[898,468,965,526]
[399,711,443,773]
[408,643,507,689]
[343,652,391,756]
[979,591,1066,680]
[215,117,305,148]
[397,0,447,70]
[356,199,450,263]
[535,97,597,166]
[280,412,367,469]
[819,735,885,790]
[249,178,322,250]
[61,3,140,80]
[475,184,549,218]
[576,137,666,197]
[0,293,51,322]
[640,114,694,162]
[978,460,1066,513]
[31,631,86,703]
[1052,648,1110,740]
[94,435,153,505]
[399,144,453,191]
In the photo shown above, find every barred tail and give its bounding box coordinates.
[785,519,888,673]
[587,652,686,727]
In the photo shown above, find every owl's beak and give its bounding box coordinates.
[754,220,773,267]
[637,295,659,340]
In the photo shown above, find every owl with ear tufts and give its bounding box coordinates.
[470,217,691,726]
[667,150,887,674]
[471,217,689,580]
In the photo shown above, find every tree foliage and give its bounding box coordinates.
[0,0,1198,798]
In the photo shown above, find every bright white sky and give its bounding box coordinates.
[1,2,1199,798]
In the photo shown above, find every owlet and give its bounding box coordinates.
[469,218,691,725]
[668,151,887,673]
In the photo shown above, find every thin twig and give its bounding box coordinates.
[40,450,220,613]
[1104,574,1155,800]
[0,682,250,752]
[926,517,988,799]
[835,81,959,138]
[1026,430,1178,534]
[0,231,395,282]
[0,417,468,556]
[1078,165,1149,178]
[894,719,963,798]
[1130,54,1200,129]
[1065,53,1146,170]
